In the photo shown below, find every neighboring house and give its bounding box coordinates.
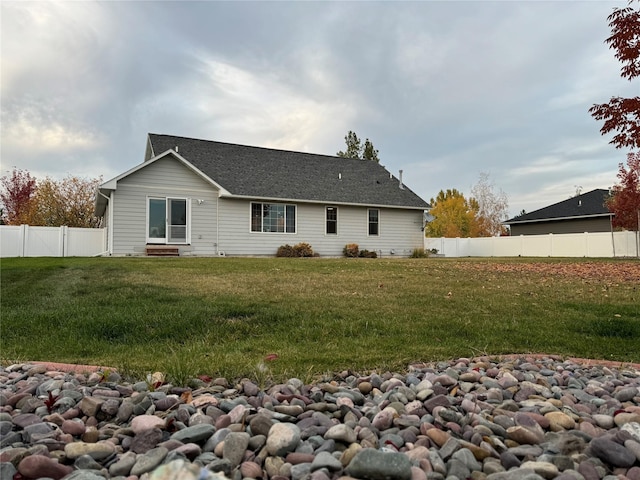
[95,133,430,257]
[504,189,613,236]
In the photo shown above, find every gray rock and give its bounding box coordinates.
[73,454,104,470]
[130,446,168,476]
[0,421,13,436]
[62,471,107,480]
[222,432,249,468]
[486,468,545,480]
[325,424,357,444]
[148,459,227,480]
[266,422,301,457]
[0,462,17,480]
[589,436,636,468]
[108,451,137,477]
[0,431,22,448]
[291,462,312,480]
[614,386,638,402]
[311,451,342,472]
[170,424,215,444]
[451,448,481,471]
[346,448,412,480]
[249,414,273,437]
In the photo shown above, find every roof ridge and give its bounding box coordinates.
[148,132,374,164]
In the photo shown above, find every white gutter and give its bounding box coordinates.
[504,213,613,225]
[219,193,428,210]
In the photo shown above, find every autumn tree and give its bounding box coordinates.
[0,169,102,227]
[425,189,481,238]
[0,168,37,225]
[606,152,640,230]
[589,1,640,149]
[26,175,102,228]
[337,131,380,162]
[470,172,510,236]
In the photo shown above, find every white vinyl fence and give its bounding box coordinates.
[0,225,107,257]
[425,231,639,258]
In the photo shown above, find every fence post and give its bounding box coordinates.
[584,232,589,258]
[64,226,70,257]
[19,225,27,257]
[58,226,65,257]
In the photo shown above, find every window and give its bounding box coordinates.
[368,209,379,236]
[326,206,337,235]
[148,197,189,244]
[251,202,296,233]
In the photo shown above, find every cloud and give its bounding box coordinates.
[1,0,634,217]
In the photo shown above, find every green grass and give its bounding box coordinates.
[1,257,638,384]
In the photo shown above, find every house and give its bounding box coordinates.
[503,189,613,236]
[95,133,430,257]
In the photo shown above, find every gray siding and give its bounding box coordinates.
[510,217,612,236]
[111,157,219,255]
[217,199,424,257]
[109,156,425,257]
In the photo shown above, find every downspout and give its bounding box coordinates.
[98,190,113,256]
[216,195,220,255]
[610,214,615,258]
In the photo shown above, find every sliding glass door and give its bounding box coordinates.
[147,197,188,244]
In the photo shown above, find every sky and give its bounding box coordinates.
[1,1,638,218]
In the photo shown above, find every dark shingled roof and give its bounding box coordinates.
[504,189,612,224]
[147,133,429,209]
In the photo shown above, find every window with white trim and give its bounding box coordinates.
[326,206,338,235]
[368,209,379,236]
[251,202,296,233]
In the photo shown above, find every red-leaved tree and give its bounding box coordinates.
[589,1,640,149]
[0,169,37,225]
[607,152,640,230]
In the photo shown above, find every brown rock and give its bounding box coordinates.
[506,425,544,445]
[18,455,73,480]
[545,411,576,432]
[61,419,86,436]
[426,428,450,447]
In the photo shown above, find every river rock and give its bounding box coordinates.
[346,448,412,480]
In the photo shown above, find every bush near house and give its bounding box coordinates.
[276,244,296,257]
[343,243,360,257]
[277,242,315,257]
[343,244,378,258]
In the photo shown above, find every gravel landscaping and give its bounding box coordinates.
[1,355,639,480]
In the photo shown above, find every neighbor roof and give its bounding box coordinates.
[504,189,612,225]
[143,134,430,209]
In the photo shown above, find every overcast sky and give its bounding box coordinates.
[1,1,637,217]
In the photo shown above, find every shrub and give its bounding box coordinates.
[359,249,377,258]
[410,248,429,258]
[293,242,314,257]
[343,243,359,258]
[277,243,315,257]
[276,244,296,257]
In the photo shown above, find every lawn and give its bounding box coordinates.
[1,257,638,384]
